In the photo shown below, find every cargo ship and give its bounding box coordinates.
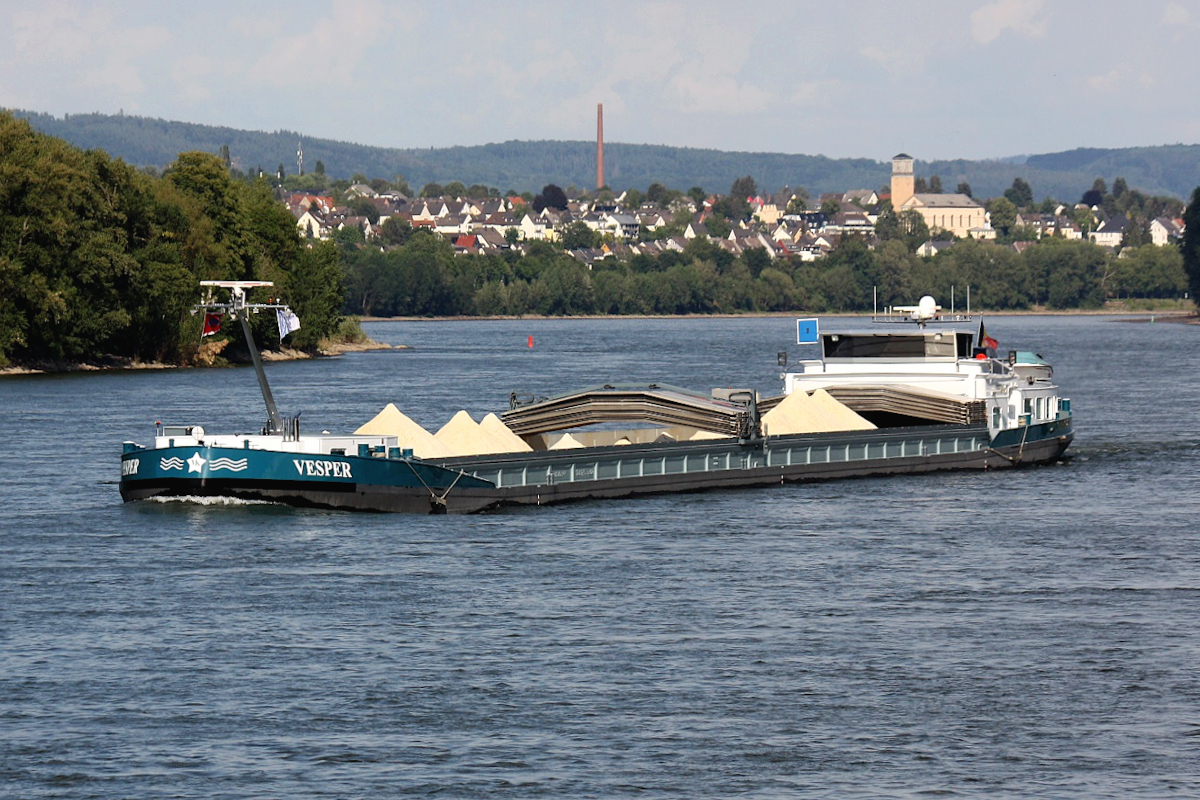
[119,286,1073,513]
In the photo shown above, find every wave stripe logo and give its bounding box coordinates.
[160,457,185,471]
[209,457,249,472]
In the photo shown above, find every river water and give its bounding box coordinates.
[2,315,1199,798]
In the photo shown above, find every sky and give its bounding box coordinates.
[2,0,1197,162]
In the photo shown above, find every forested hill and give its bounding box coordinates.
[12,109,1200,201]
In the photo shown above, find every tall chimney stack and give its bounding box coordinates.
[596,103,605,190]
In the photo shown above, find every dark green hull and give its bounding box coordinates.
[120,418,1072,514]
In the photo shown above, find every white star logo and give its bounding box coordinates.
[187,452,207,473]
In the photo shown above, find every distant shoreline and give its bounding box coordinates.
[0,339,397,377]
[358,308,1198,322]
[4,308,1194,375]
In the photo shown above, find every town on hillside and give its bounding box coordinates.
[283,153,1186,265]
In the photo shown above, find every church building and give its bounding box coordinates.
[891,154,991,239]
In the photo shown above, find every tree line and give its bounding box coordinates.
[340,226,1188,319]
[0,111,343,368]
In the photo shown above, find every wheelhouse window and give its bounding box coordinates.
[823,333,957,359]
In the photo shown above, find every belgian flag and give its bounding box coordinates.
[977,321,998,351]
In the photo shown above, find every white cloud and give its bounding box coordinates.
[246,0,414,89]
[7,1,168,94]
[665,70,772,115]
[860,43,929,80]
[1087,68,1122,92]
[1163,3,1190,25]
[970,0,1046,44]
[603,3,774,115]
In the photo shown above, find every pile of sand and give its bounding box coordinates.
[480,413,532,453]
[433,411,534,456]
[548,433,585,450]
[811,389,875,431]
[355,405,536,459]
[354,403,456,459]
[761,389,874,436]
[433,410,486,456]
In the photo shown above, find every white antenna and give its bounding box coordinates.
[297,139,303,176]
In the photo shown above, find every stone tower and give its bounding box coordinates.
[891,153,914,208]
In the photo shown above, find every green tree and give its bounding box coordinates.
[1081,178,1107,207]
[956,181,972,198]
[730,175,757,200]
[743,246,771,279]
[899,210,931,251]
[1114,245,1186,298]
[282,241,342,348]
[987,196,1018,238]
[646,182,669,205]
[873,240,916,305]
[874,203,901,242]
[1004,177,1034,208]
[380,216,413,247]
[1122,219,1150,248]
[820,237,874,310]
[943,239,1032,309]
[1023,238,1107,308]
[533,183,568,212]
[165,151,256,279]
[753,267,795,311]
[345,195,380,224]
[561,221,599,250]
[535,260,595,315]
[705,215,731,239]
[1181,187,1200,306]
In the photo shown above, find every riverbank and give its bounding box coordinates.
[0,338,398,377]
[360,306,1198,322]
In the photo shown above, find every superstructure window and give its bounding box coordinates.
[823,334,956,359]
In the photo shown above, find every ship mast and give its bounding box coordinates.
[197,280,289,434]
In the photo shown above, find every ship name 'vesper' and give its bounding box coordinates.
[292,459,353,479]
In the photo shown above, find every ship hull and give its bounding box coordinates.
[120,418,1072,514]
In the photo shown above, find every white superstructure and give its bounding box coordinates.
[783,323,1068,437]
